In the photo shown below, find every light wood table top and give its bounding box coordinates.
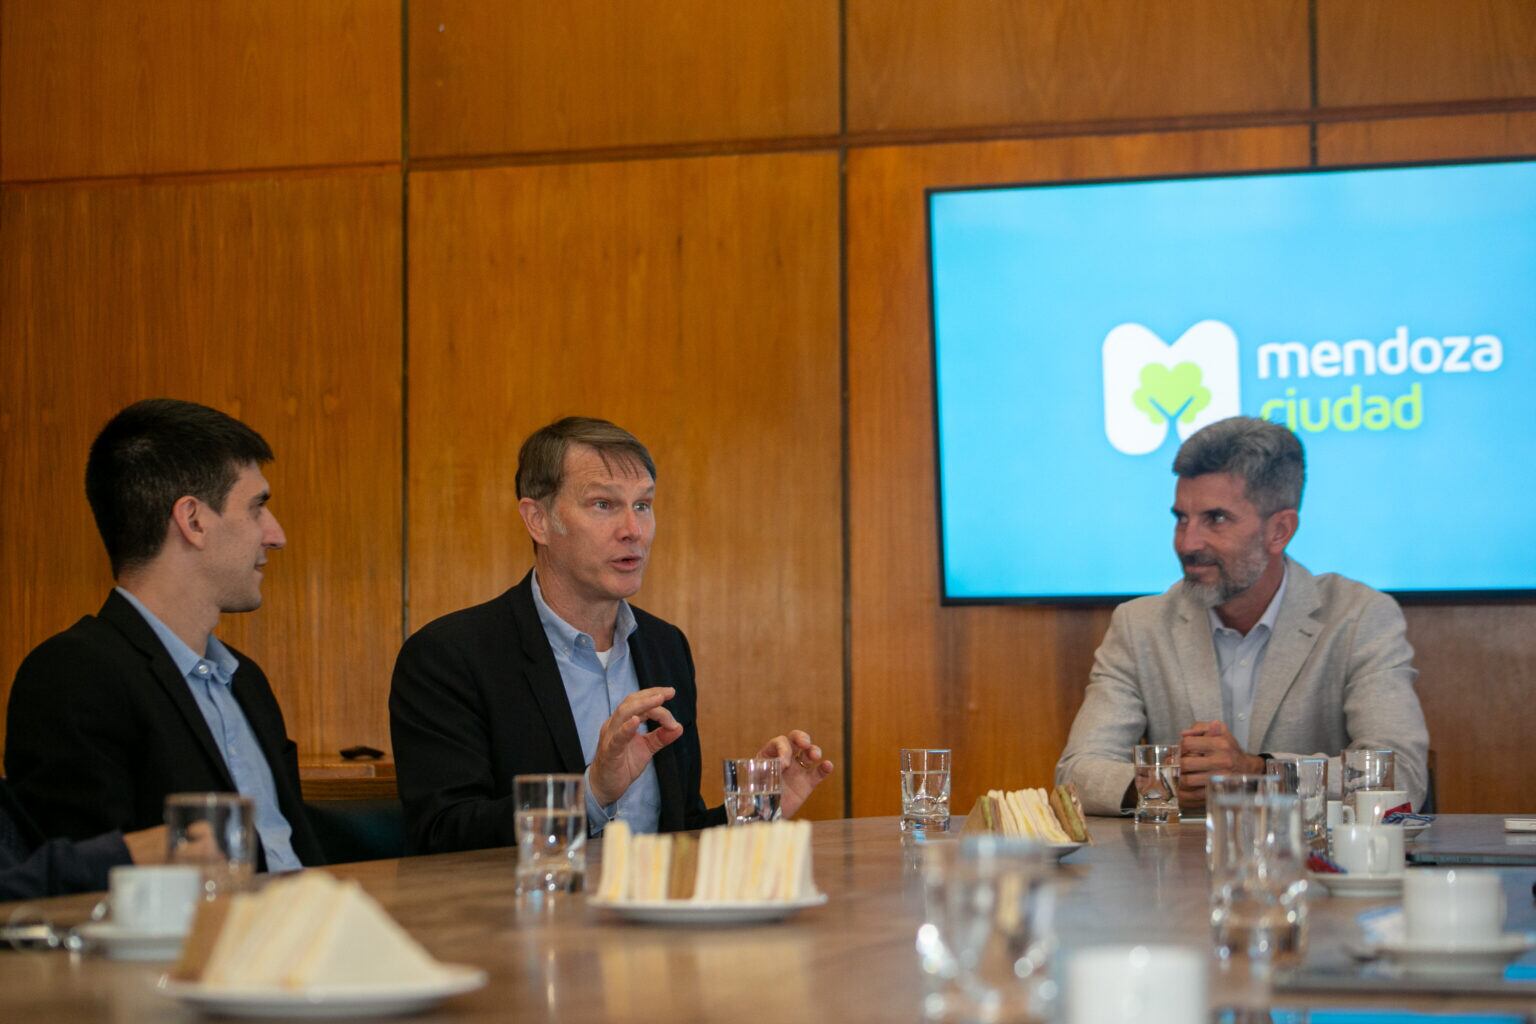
[2,815,1533,1021]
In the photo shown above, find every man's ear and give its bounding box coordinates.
[1265,508,1298,555]
[518,496,551,548]
[169,495,209,551]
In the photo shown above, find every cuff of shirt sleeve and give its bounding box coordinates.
[584,767,618,836]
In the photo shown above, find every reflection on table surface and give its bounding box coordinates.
[1,815,1532,1022]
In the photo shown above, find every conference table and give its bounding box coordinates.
[2,815,1533,1021]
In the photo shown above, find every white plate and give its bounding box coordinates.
[76,922,186,962]
[589,893,827,925]
[156,965,486,1019]
[1307,871,1403,898]
[1350,933,1535,975]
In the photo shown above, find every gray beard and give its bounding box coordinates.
[1180,545,1269,609]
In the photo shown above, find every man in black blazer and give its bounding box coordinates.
[391,416,835,855]
[5,399,324,869]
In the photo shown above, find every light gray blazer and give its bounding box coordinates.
[1055,559,1429,815]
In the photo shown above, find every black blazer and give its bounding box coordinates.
[390,571,724,855]
[3,591,324,867]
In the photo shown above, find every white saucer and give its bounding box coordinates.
[76,922,186,962]
[1048,842,1085,861]
[1352,933,1535,975]
[157,965,486,1018]
[590,893,827,925]
[1307,871,1404,898]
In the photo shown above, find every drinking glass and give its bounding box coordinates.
[1204,774,1280,865]
[900,748,953,834]
[1342,748,1394,815]
[513,774,587,894]
[917,835,1056,1023]
[1133,744,1181,825]
[723,758,783,825]
[1266,756,1328,848]
[1208,791,1309,970]
[164,793,256,897]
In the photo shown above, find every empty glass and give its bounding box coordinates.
[900,748,953,833]
[918,835,1056,1023]
[1208,791,1309,970]
[1266,756,1328,848]
[1342,748,1395,809]
[723,758,783,825]
[513,774,587,894]
[1133,744,1181,824]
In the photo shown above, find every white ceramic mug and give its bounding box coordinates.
[1064,944,1207,1024]
[1325,799,1344,830]
[1403,868,1505,947]
[108,865,202,934]
[1331,823,1404,876]
[1345,789,1410,825]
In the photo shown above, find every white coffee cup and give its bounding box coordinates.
[1064,944,1207,1024]
[108,865,202,934]
[1403,868,1506,948]
[1346,789,1410,825]
[1331,823,1404,876]
[1325,799,1344,830]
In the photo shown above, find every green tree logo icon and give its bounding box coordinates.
[1132,361,1211,426]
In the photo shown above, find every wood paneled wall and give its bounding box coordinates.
[2,2,1533,818]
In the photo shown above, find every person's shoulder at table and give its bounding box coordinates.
[397,571,691,670]
[1104,560,1402,634]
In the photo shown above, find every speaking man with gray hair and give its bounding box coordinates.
[1055,416,1429,815]
[390,416,835,854]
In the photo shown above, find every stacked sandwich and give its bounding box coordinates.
[962,785,1090,844]
[172,872,455,989]
[596,819,817,903]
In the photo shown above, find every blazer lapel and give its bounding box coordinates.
[629,630,684,833]
[1172,590,1224,724]
[509,576,588,775]
[1246,561,1322,751]
[98,592,237,791]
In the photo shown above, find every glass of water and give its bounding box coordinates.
[918,835,1056,1023]
[1208,790,1309,970]
[1132,744,1181,825]
[900,748,952,833]
[723,758,783,825]
[513,774,587,894]
[165,792,256,897]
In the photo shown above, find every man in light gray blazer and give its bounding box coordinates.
[1056,417,1429,816]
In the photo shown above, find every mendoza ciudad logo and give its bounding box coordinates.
[1102,319,1504,455]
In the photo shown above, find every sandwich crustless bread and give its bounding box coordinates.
[172,872,454,989]
[597,820,817,903]
[962,784,1091,844]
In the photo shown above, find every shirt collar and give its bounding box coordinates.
[1208,562,1289,638]
[114,586,239,685]
[529,571,637,657]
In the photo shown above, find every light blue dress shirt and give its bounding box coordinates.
[115,588,301,872]
[530,573,662,835]
[1207,567,1289,751]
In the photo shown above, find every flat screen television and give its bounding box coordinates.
[927,157,1536,602]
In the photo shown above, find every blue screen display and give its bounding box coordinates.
[928,159,1536,601]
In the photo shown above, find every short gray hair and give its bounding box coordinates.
[1172,416,1305,514]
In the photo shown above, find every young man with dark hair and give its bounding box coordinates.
[390,416,835,854]
[5,399,324,869]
